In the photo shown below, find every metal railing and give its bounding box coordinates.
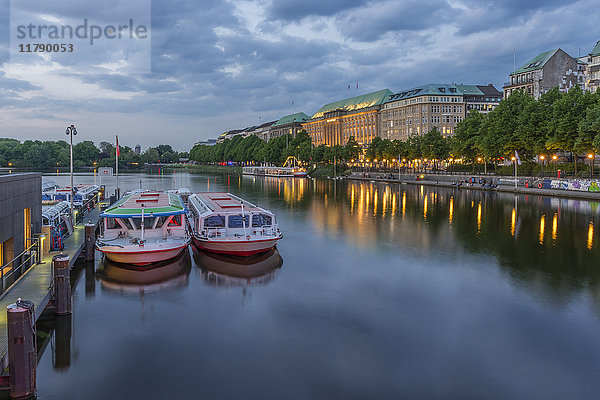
[0,238,41,295]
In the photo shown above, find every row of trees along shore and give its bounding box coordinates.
[190,86,600,175]
[0,139,188,170]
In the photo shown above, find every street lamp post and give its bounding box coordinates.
[588,154,594,179]
[540,155,545,177]
[552,155,557,175]
[65,124,77,222]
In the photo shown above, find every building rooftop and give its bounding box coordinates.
[590,40,600,57]
[272,112,310,127]
[386,84,490,102]
[511,49,558,75]
[311,89,393,119]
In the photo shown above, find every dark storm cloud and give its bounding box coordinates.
[339,0,456,42]
[456,0,581,35]
[268,0,368,20]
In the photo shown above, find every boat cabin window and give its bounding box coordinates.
[121,218,134,230]
[168,215,182,227]
[252,213,272,227]
[228,214,250,228]
[106,218,120,230]
[204,215,225,228]
[155,216,168,228]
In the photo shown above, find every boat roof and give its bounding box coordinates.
[190,192,265,213]
[101,192,186,218]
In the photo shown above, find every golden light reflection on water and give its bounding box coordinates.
[374,190,378,215]
[402,191,406,219]
[511,208,516,237]
[247,178,599,254]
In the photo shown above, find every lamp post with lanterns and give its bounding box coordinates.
[540,155,545,177]
[588,154,594,179]
[65,124,77,221]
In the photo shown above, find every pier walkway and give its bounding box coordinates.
[0,208,101,365]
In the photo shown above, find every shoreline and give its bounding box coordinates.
[343,174,600,201]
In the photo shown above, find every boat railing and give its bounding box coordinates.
[203,227,228,238]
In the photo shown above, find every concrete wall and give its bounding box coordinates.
[0,173,42,264]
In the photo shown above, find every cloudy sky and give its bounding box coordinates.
[0,0,599,152]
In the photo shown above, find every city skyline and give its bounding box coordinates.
[0,0,599,150]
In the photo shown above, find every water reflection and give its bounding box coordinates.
[238,176,600,298]
[194,248,283,287]
[97,250,191,295]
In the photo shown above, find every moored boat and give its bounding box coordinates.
[96,191,190,266]
[187,192,282,256]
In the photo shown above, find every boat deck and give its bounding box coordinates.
[192,193,263,213]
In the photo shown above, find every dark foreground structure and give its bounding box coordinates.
[0,173,42,269]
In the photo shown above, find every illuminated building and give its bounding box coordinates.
[267,112,310,141]
[380,84,501,141]
[304,89,392,148]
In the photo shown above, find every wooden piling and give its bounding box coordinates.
[84,223,95,261]
[7,300,36,399]
[52,255,71,316]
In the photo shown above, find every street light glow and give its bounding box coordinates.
[588,154,594,159]
[552,155,557,160]
[540,155,545,160]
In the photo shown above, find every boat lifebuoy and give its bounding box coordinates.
[538,183,543,189]
[246,235,250,240]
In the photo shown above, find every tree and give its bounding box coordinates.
[453,110,484,162]
[422,127,449,169]
[580,104,600,153]
[344,136,361,161]
[73,141,100,166]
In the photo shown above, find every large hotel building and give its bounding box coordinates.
[303,89,392,147]
[304,85,501,146]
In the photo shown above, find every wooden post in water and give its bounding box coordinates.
[53,255,71,315]
[7,299,36,399]
[84,223,95,261]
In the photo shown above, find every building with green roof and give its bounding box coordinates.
[380,83,501,141]
[503,48,584,99]
[267,112,310,141]
[304,89,392,147]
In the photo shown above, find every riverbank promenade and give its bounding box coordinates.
[345,172,600,201]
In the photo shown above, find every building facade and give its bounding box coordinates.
[584,40,600,93]
[379,84,501,141]
[503,49,584,99]
[304,89,392,148]
[0,173,41,271]
[267,112,309,141]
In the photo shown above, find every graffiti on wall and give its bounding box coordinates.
[544,179,600,192]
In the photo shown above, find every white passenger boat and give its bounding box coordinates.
[96,191,190,266]
[187,192,282,256]
[242,165,307,178]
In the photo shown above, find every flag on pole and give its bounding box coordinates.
[116,135,120,157]
[515,150,522,165]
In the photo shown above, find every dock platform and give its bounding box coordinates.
[0,208,101,365]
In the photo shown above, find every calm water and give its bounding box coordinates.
[38,170,600,399]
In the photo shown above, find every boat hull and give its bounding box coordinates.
[98,241,189,266]
[191,235,280,256]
